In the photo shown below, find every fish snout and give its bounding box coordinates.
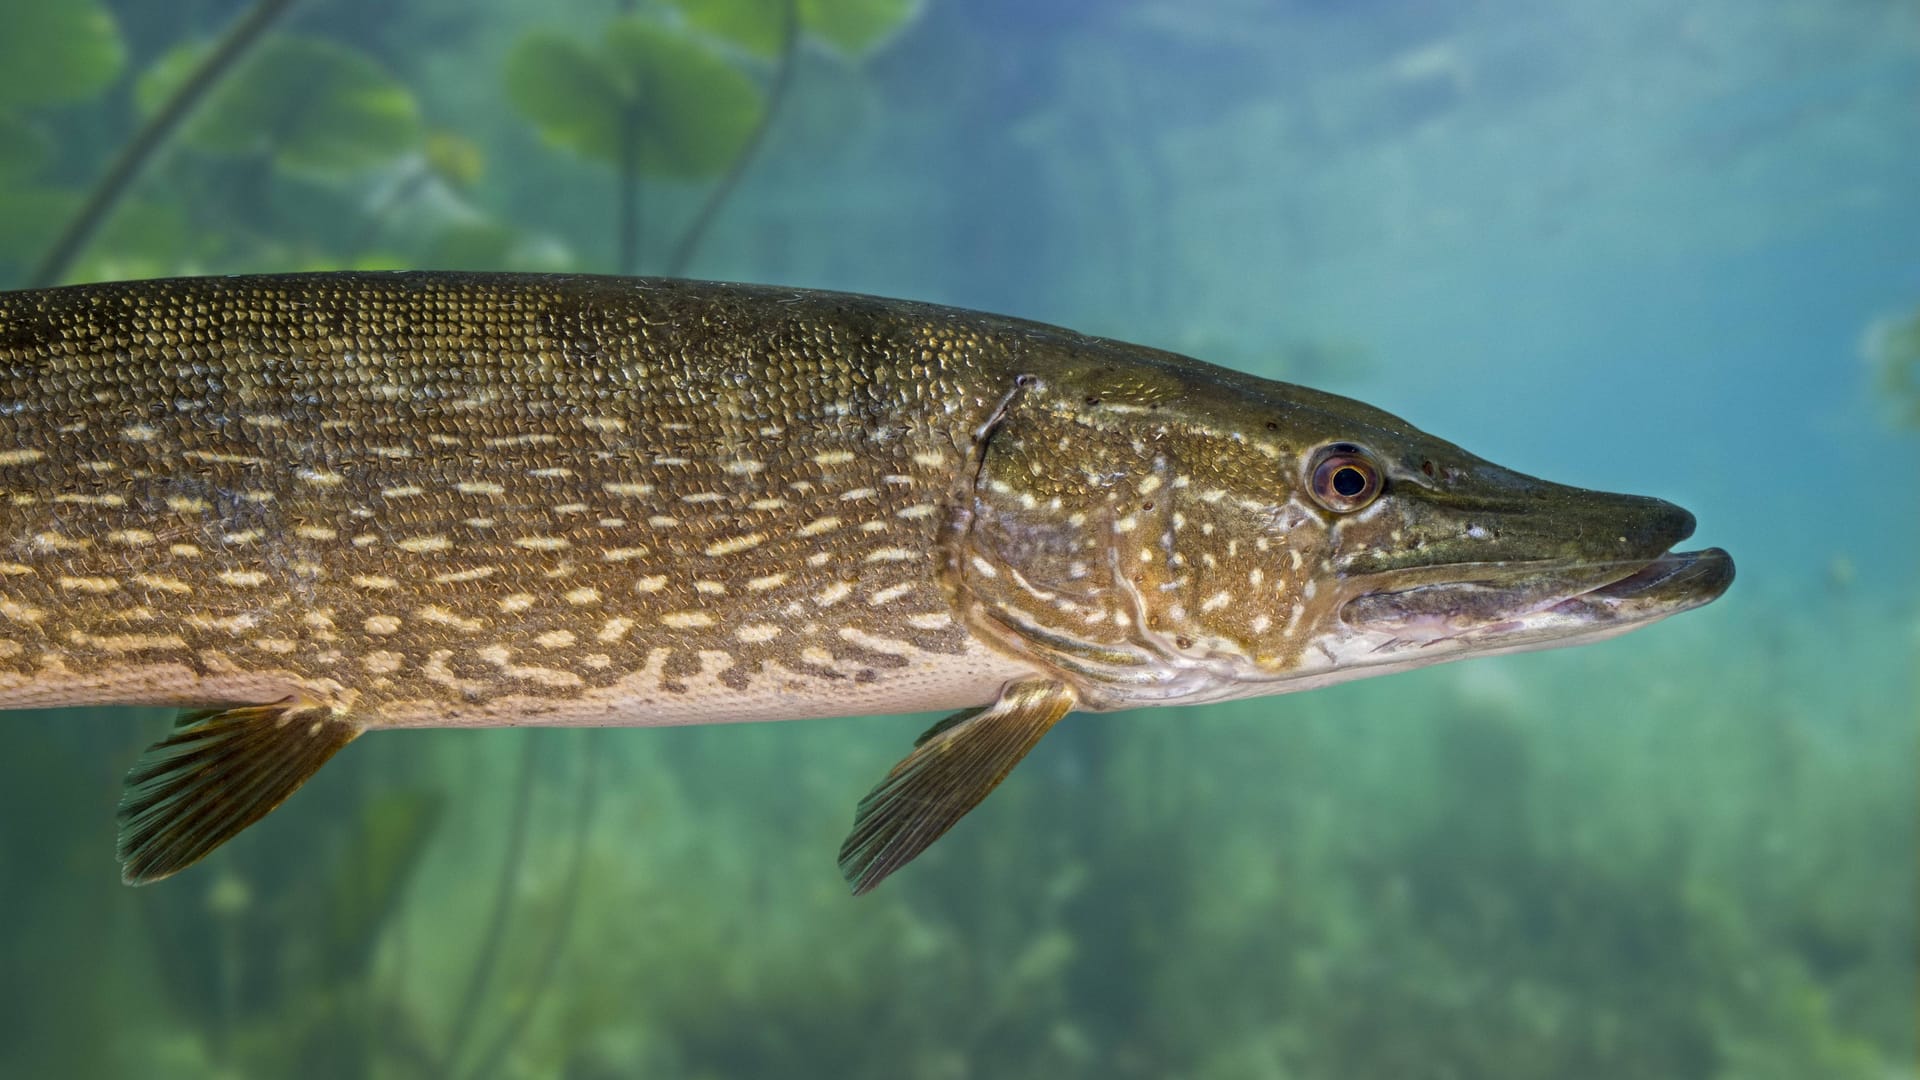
[1536,487,1699,565]
[1627,496,1695,554]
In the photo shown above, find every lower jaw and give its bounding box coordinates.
[1339,547,1733,655]
[1549,546,1733,617]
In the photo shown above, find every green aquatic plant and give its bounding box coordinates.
[9,0,924,286]
[659,0,922,271]
[425,130,487,193]
[507,15,766,274]
[119,29,426,270]
[1866,304,1920,430]
[507,19,763,182]
[677,0,922,59]
[797,0,924,57]
[4,620,1907,1078]
[0,113,48,179]
[440,739,542,1078]
[0,0,125,109]
[506,0,925,275]
[415,221,555,273]
[326,790,445,981]
[0,189,189,283]
[135,35,423,180]
[345,130,495,261]
[459,735,600,1080]
[0,713,139,1080]
[132,756,444,1076]
[25,0,297,287]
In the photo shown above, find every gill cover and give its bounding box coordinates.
[948,372,1313,709]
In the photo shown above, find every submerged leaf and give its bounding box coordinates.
[676,0,789,58]
[502,34,617,159]
[504,18,763,179]
[137,36,423,178]
[0,0,125,108]
[672,0,921,59]
[800,0,921,57]
[0,113,49,179]
[0,189,189,279]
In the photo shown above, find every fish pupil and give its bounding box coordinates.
[1332,466,1367,498]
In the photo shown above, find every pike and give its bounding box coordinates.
[0,272,1733,888]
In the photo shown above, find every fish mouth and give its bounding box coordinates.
[1339,546,1735,653]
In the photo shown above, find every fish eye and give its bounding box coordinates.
[1309,445,1383,512]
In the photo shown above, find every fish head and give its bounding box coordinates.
[955,340,1733,708]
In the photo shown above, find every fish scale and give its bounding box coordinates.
[0,271,1732,888]
[0,273,1023,729]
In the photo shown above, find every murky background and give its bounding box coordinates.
[1,1,1914,1077]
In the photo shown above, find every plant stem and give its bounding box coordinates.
[616,104,641,275]
[27,0,299,288]
[465,730,602,1080]
[440,734,539,1078]
[665,0,801,277]
[613,0,642,274]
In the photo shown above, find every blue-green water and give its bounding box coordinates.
[1,1,1915,1077]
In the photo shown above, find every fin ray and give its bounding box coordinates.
[838,678,1074,895]
[117,697,359,885]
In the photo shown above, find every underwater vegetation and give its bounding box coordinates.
[0,0,920,288]
[0,1,1912,1078]
[1865,303,1920,431]
[4,623,1908,1078]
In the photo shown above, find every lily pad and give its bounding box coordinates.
[505,18,762,180]
[0,113,49,179]
[137,36,422,179]
[671,0,921,58]
[0,0,125,108]
[674,0,790,58]
[800,0,922,57]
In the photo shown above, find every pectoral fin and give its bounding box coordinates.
[117,696,359,885]
[839,678,1076,895]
